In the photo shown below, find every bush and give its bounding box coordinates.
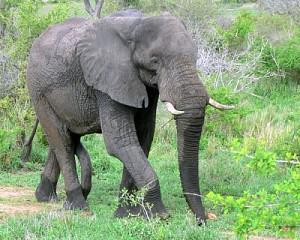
[258,28,300,79]
[10,0,71,60]
[0,128,23,171]
[207,169,300,237]
[0,0,74,171]
[274,30,300,76]
[220,11,255,49]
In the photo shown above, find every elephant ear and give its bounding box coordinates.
[77,18,148,108]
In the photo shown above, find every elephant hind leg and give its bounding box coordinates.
[34,98,87,210]
[35,149,60,202]
[73,137,92,200]
[36,140,93,202]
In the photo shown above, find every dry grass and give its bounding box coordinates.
[242,105,293,146]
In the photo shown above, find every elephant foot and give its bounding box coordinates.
[63,187,88,210]
[35,175,58,202]
[114,201,169,220]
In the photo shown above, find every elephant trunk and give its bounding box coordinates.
[176,116,206,224]
[159,56,208,224]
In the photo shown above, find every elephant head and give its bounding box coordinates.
[77,9,233,223]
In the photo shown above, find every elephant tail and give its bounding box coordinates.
[21,118,39,163]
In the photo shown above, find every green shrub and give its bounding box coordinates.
[257,29,300,79]
[9,0,71,60]
[274,30,300,75]
[0,0,75,171]
[231,138,277,175]
[204,87,245,141]
[220,11,255,49]
[0,128,23,171]
[207,169,300,237]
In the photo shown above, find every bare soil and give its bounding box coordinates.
[0,186,34,199]
[250,237,292,240]
[0,186,58,220]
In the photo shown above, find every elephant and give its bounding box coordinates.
[23,8,145,204]
[26,0,234,225]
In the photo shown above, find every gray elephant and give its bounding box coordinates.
[26,0,233,224]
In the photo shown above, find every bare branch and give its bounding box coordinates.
[94,0,105,18]
[84,0,104,18]
[84,0,94,17]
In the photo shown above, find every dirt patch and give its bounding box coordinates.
[0,186,59,220]
[0,203,42,216]
[250,237,292,240]
[223,232,292,240]
[0,186,34,199]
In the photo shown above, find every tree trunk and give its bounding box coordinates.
[0,0,6,37]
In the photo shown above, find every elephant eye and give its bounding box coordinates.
[150,56,159,67]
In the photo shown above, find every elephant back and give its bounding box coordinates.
[26,17,91,100]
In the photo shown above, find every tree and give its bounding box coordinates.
[0,0,6,36]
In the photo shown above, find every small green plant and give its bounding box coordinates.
[120,186,154,220]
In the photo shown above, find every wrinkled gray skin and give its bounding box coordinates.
[27,9,209,224]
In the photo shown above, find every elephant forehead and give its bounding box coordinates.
[135,18,196,57]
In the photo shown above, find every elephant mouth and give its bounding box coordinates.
[138,68,158,88]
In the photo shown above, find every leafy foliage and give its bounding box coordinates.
[230,138,277,175]
[207,169,300,237]
[273,30,300,75]
[8,0,71,60]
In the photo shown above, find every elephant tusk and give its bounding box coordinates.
[208,98,235,110]
[164,102,185,115]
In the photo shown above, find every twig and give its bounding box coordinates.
[221,149,300,165]
[247,92,265,99]
[159,117,174,130]
[277,160,300,165]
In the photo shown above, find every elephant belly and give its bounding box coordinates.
[46,83,101,135]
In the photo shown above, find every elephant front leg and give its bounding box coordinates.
[99,94,168,219]
[115,91,160,218]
